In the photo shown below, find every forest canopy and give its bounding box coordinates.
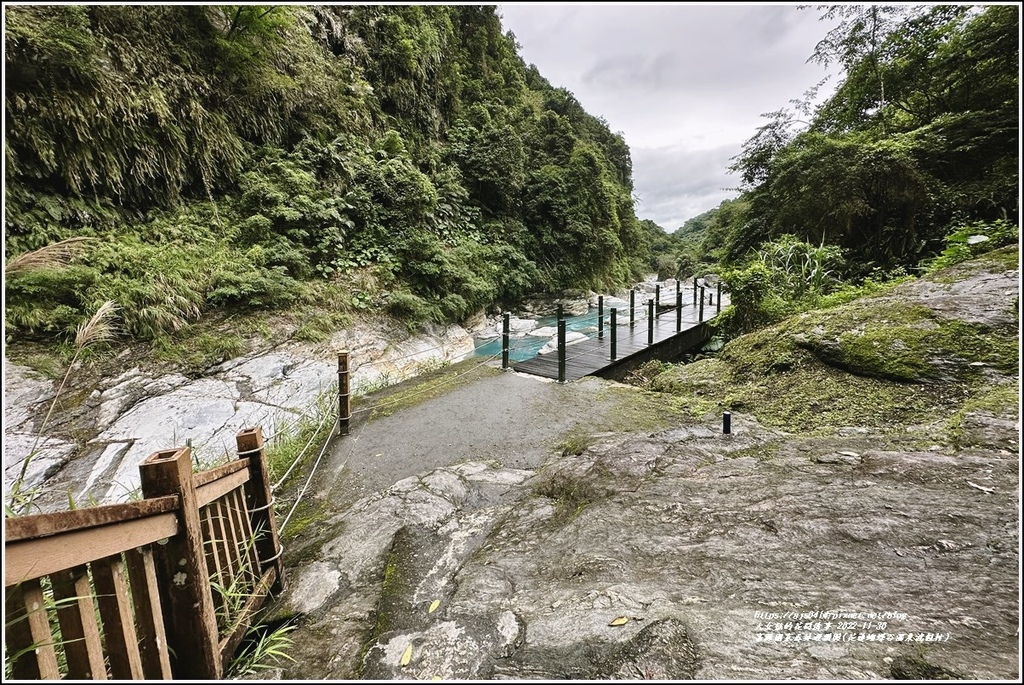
[4,5,649,343]
[698,4,1018,276]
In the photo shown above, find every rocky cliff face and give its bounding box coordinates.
[262,248,1018,680]
[3,318,475,512]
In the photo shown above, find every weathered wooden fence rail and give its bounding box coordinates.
[4,426,283,680]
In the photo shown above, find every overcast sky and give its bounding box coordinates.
[497,2,841,232]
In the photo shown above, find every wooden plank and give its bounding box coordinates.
[230,487,260,586]
[212,498,238,594]
[124,546,173,679]
[92,554,144,679]
[194,457,249,488]
[50,565,107,679]
[221,489,250,588]
[217,566,277,672]
[196,466,249,508]
[200,505,226,607]
[5,513,178,586]
[5,495,178,542]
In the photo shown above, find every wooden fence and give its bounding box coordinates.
[4,426,284,680]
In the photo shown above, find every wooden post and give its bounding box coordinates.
[676,291,682,332]
[337,351,350,436]
[557,320,566,383]
[236,427,284,594]
[92,554,145,679]
[699,287,705,322]
[610,308,617,360]
[629,289,636,328]
[50,565,106,679]
[139,446,221,680]
[717,282,722,313]
[647,299,654,345]
[502,313,510,370]
[597,296,604,340]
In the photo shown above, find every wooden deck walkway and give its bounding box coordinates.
[512,296,728,382]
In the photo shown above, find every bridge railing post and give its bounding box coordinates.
[609,308,617,360]
[699,287,705,322]
[629,289,635,328]
[693,278,698,307]
[717,282,722,313]
[647,299,654,345]
[556,303,563,323]
[676,291,682,332]
[655,284,661,316]
[502,313,510,370]
[557,320,566,383]
[598,295,604,340]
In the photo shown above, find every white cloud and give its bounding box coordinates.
[498,2,839,230]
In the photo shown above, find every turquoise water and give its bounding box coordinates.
[474,308,603,362]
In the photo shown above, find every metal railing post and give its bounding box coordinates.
[676,291,682,332]
[655,284,661,316]
[717,282,722,313]
[502,313,510,370]
[598,295,604,340]
[629,289,636,328]
[647,299,654,345]
[699,287,705,322]
[610,308,617,360]
[557,320,566,383]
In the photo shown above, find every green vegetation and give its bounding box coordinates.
[638,246,1018,437]
[5,5,648,352]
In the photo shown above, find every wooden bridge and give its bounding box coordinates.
[509,281,729,382]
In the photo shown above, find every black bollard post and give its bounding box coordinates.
[598,295,604,340]
[699,287,705,322]
[502,312,510,370]
[723,411,731,434]
[647,299,654,345]
[610,308,617,360]
[557,320,566,383]
[676,291,682,332]
[717,282,722,313]
[629,289,636,328]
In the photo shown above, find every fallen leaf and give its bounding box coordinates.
[428,599,440,614]
[400,644,413,667]
[608,616,629,626]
